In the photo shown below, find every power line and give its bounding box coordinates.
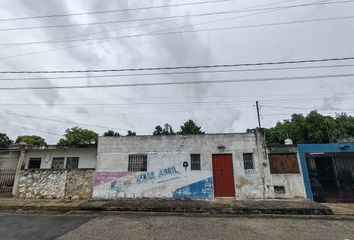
[2,12,354,48]
[0,119,62,136]
[0,0,297,48]
[0,101,254,107]
[0,0,233,22]
[0,110,128,131]
[0,0,350,33]
[0,56,353,74]
[0,0,297,50]
[3,95,354,107]
[1,91,352,101]
[0,64,352,82]
[0,73,353,90]
[0,0,331,60]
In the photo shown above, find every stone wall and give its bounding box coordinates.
[65,170,94,199]
[18,169,94,199]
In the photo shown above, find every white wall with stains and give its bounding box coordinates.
[23,147,97,169]
[93,131,277,200]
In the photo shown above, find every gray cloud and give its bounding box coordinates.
[0,0,354,143]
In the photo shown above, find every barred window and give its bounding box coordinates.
[243,153,254,170]
[52,157,65,169]
[28,158,41,169]
[191,154,201,170]
[66,157,79,169]
[128,154,147,172]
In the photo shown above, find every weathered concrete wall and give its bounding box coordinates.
[65,170,94,199]
[93,133,273,200]
[0,150,19,169]
[267,145,306,199]
[23,147,96,169]
[18,169,94,199]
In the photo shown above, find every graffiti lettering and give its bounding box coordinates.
[136,171,156,184]
[158,166,180,179]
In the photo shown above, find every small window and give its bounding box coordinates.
[128,154,147,172]
[66,157,79,169]
[191,154,201,170]
[52,157,65,169]
[243,153,254,170]
[28,158,41,169]
[269,154,300,174]
[274,185,286,194]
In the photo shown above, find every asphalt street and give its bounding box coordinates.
[0,212,353,240]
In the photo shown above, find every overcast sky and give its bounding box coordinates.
[0,0,354,144]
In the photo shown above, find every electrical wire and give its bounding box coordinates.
[0,64,352,81]
[0,110,128,131]
[0,0,233,22]
[2,12,354,48]
[0,0,297,50]
[1,56,353,74]
[0,73,353,91]
[0,0,351,32]
[1,6,351,60]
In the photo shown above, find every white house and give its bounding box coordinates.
[93,130,306,200]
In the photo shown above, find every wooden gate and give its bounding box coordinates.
[0,169,16,198]
[212,154,235,197]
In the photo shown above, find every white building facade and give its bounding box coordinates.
[93,131,306,200]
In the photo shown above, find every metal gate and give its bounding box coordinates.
[306,153,354,203]
[212,154,235,197]
[0,169,16,198]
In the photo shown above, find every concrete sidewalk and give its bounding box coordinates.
[0,198,333,215]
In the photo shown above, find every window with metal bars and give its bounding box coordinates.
[243,153,254,170]
[191,154,201,170]
[66,157,79,169]
[28,158,41,169]
[128,154,147,172]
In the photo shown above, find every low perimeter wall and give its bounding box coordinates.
[18,169,94,199]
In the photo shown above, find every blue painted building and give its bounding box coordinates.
[298,144,354,203]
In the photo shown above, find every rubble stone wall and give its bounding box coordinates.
[65,170,94,199]
[18,169,94,199]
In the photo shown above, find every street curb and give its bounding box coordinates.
[0,199,333,216]
[77,200,333,215]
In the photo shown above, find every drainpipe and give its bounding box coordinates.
[12,145,26,197]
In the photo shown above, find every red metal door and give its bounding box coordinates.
[212,154,236,197]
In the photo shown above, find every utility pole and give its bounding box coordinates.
[256,101,262,128]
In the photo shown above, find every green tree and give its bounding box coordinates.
[126,130,137,136]
[103,130,120,137]
[0,133,13,147]
[266,111,354,144]
[16,135,46,146]
[153,123,175,135]
[178,120,204,135]
[58,127,98,145]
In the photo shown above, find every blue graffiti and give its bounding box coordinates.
[173,177,214,200]
[110,180,118,190]
[158,166,180,179]
[137,171,156,183]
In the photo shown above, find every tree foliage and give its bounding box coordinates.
[16,135,46,146]
[126,130,137,136]
[266,111,354,144]
[58,127,98,145]
[153,123,175,135]
[103,130,120,137]
[178,120,204,135]
[0,133,13,147]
